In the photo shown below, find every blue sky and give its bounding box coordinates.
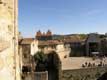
[19,0,107,37]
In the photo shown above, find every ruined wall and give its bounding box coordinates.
[0,0,20,80]
[62,67,107,80]
[56,44,71,60]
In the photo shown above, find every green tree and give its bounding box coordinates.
[33,51,47,63]
[33,51,47,71]
[79,34,87,39]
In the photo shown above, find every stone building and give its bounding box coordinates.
[19,38,70,67]
[19,38,38,73]
[63,35,85,56]
[0,0,20,80]
[38,40,71,60]
[86,33,101,56]
[36,30,52,40]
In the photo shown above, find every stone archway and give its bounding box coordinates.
[34,51,62,80]
[46,51,62,80]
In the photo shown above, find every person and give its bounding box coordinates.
[82,64,85,68]
[85,62,88,67]
[88,62,91,67]
[93,63,95,67]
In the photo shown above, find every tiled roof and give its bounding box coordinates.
[38,40,63,46]
[64,36,83,43]
[38,35,85,46]
[19,38,34,44]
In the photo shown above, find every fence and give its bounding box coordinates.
[34,71,48,80]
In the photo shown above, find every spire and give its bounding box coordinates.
[46,29,52,36]
[36,30,42,36]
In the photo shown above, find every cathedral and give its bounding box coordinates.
[36,30,52,40]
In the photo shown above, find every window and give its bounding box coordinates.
[23,54,27,58]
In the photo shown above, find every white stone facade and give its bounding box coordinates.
[56,44,71,60]
[0,0,20,80]
[31,40,39,56]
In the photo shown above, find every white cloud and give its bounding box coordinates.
[85,9,102,16]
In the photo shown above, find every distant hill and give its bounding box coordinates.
[53,33,107,41]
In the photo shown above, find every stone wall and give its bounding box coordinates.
[0,0,20,80]
[62,67,107,80]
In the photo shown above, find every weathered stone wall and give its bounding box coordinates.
[56,44,71,61]
[21,44,31,66]
[0,0,20,80]
[62,67,107,80]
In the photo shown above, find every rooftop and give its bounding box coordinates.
[19,38,34,44]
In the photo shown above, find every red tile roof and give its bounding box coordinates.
[38,40,63,46]
[64,36,83,43]
[20,38,34,44]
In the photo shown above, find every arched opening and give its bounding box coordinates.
[34,51,62,80]
[46,51,61,80]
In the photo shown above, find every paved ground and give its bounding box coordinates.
[62,57,107,70]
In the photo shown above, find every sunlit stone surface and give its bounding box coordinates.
[0,0,20,80]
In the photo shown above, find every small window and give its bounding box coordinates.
[23,54,27,58]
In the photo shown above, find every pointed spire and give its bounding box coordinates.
[46,29,52,36]
[36,30,42,36]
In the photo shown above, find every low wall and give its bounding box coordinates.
[62,67,107,80]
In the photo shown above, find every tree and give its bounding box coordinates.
[33,51,47,71]
[33,51,47,63]
[79,34,87,39]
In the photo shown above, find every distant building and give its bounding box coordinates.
[19,31,107,73]
[20,31,107,60]
[63,35,85,56]
[86,33,101,56]
[36,30,52,40]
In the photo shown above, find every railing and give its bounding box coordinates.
[34,71,48,80]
